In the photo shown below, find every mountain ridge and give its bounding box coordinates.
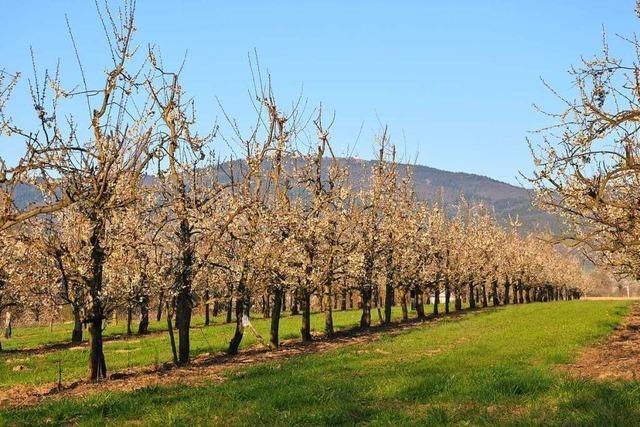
[9,158,557,232]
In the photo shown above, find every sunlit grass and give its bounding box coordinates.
[2,300,637,426]
[1,306,419,387]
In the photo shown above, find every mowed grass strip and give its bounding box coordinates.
[1,306,417,387]
[2,300,638,426]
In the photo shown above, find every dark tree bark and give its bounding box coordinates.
[444,280,451,314]
[173,219,194,365]
[290,290,299,315]
[491,280,500,306]
[166,300,178,364]
[360,285,372,327]
[204,289,210,326]
[301,289,312,342]
[433,284,440,316]
[384,251,394,324]
[138,296,150,335]
[175,289,192,365]
[270,285,283,348]
[228,280,249,355]
[360,253,374,327]
[468,283,477,310]
[415,286,426,319]
[213,300,220,317]
[504,280,510,305]
[72,306,83,343]
[87,217,107,381]
[324,282,334,336]
[126,305,133,336]
[400,289,409,321]
[481,283,488,308]
[156,291,164,322]
[226,294,233,324]
[518,281,525,304]
[454,289,463,311]
[262,293,271,319]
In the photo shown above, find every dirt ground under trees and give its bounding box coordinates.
[566,303,640,381]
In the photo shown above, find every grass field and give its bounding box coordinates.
[1,300,638,426]
[1,306,416,387]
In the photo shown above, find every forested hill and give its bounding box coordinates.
[10,158,558,232]
[336,157,558,232]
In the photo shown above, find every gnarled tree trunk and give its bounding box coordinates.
[270,285,283,348]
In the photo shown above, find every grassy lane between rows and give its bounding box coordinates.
[2,300,637,426]
[1,306,416,387]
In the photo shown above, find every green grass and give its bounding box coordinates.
[0,311,231,352]
[2,300,638,426]
[1,306,415,387]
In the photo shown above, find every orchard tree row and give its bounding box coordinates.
[0,1,589,380]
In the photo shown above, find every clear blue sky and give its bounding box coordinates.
[1,1,638,185]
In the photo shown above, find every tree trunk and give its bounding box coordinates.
[3,312,12,339]
[444,280,451,314]
[400,288,408,321]
[213,300,220,317]
[384,251,394,324]
[291,290,299,315]
[204,289,210,326]
[138,296,150,335]
[301,289,312,342]
[156,291,164,322]
[525,287,531,303]
[504,280,510,305]
[360,285,372,327]
[492,280,500,306]
[481,283,488,308]
[166,300,178,364]
[415,286,426,319]
[455,289,463,311]
[126,305,133,336]
[468,283,477,309]
[226,295,233,324]
[375,289,383,324]
[341,290,347,311]
[518,286,524,304]
[324,284,334,336]
[175,289,192,365]
[72,307,83,343]
[228,286,249,355]
[88,316,107,380]
[433,284,440,316]
[270,286,283,348]
[88,217,107,381]
[174,218,194,365]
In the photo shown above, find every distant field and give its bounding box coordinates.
[1,300,638,426]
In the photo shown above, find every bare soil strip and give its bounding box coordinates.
[0,309,478,410]
[566,302,640,381]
